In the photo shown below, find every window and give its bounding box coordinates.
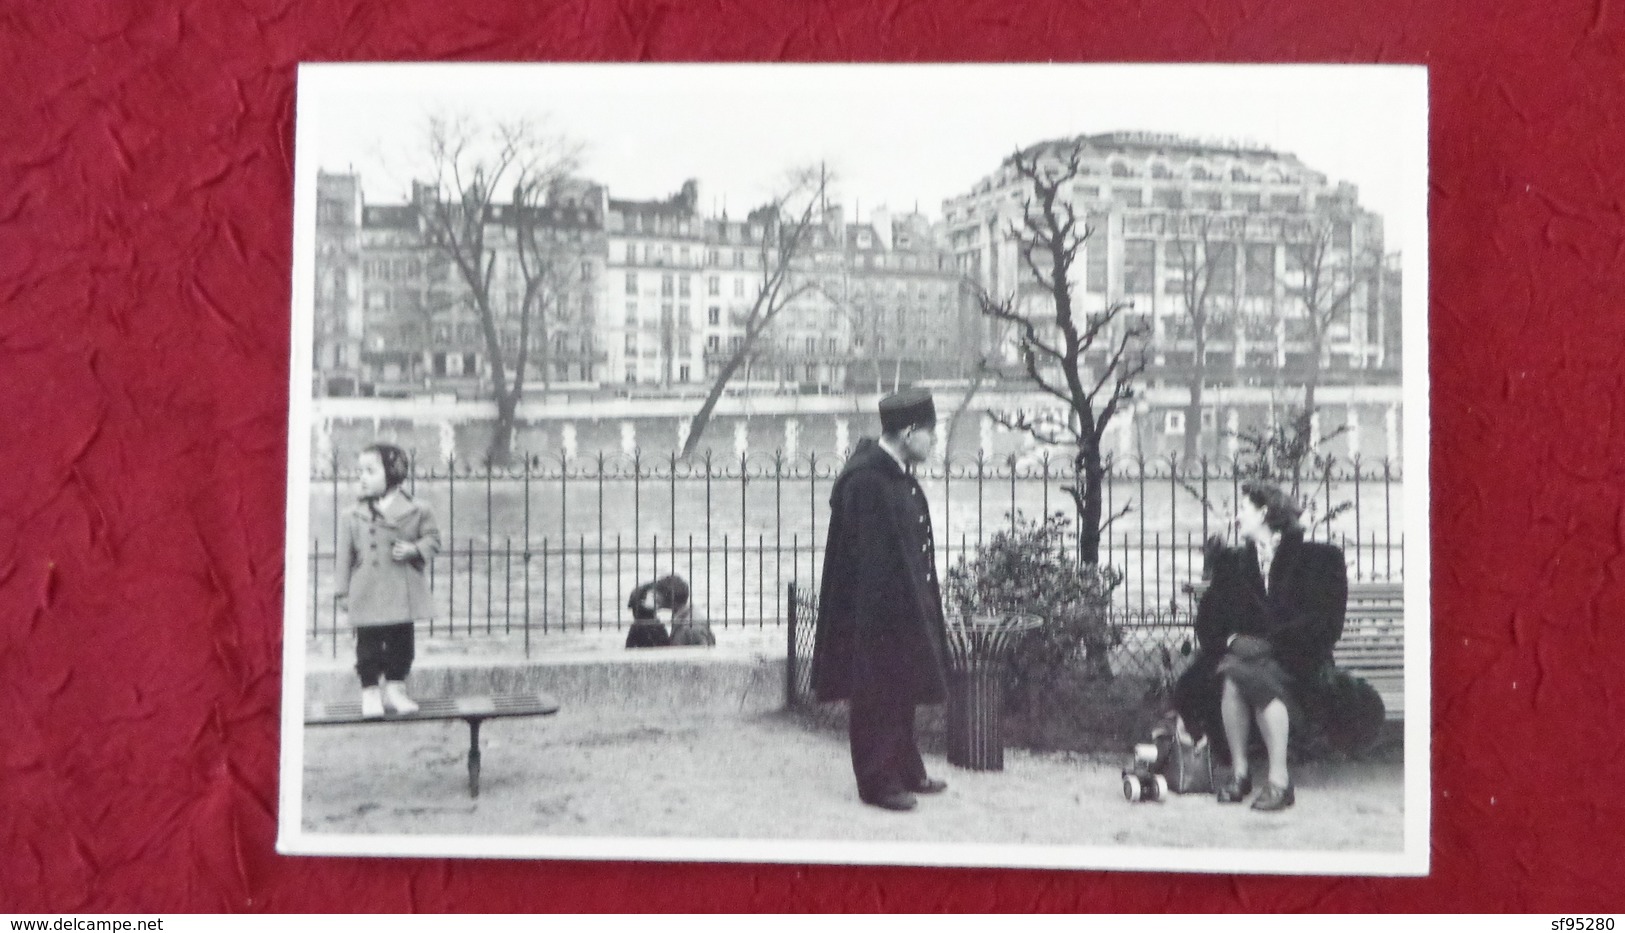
[1209,242,1236,294]
[1235,193,1262,211]
[625,366,637,384]
[707,275,720,296]
[1245,244,1275,297]
[1163,411,1186,435]
[828,338,839,352]
[625,301,637,324]
[661,274,674,297]
[805,364,816,382]
[1194,190,1223,210]
[729,335,743,351]
[1112,188,1144,208]
[1152,188,1183,210]
[1085,238,1108,293]
[680,246,691,264]
[679,364,691,382]
[734,279,746,298]
[625,272,637,295]
[679,276,691,298]
[805,337,816,354]
[1110,160,1134,178]
[678,335,691,355]
[1123,239,1155,294]
[708,306,720,326]
[678,305,691,327]
[1151,163,1174,179]
[1269,194,1303,213]
[707,334,720,351]
[624,333,637,353]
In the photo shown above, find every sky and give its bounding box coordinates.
[300,63,1426,255]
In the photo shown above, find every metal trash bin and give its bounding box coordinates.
[944,613,1042,771]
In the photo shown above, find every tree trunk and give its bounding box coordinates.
[487,391,518,467]
[1076,441,1105,566]
[943,365,987,463]
[1183,336,1205,469]
[681,343,752,459]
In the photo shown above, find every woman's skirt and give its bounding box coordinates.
[1215,634,1299,712]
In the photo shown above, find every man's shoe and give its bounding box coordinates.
[861,790,918,812]
[1251,782,1295,812]
[1216,774,1253,803]
[909,778,948,794]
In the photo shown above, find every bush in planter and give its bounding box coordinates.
[944,511,1124,713]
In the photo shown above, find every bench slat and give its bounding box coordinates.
[306,692,560,726]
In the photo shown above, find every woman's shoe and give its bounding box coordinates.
[1251,782,1296,812]
[1216,774,1253,803]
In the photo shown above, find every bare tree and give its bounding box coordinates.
[1282,206,1380,412]
[1164,212,1235,468]
[417,113,581,466]
[974,143,1150,565]
[680,165,829,460]
[511,178,600,394]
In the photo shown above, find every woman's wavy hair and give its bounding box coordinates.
[1240,480,1304,534]
[361,442,412,493]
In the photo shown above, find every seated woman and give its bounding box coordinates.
[1173,480,1347,812]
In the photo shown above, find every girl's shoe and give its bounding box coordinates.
[383,681,419,715]
[360,686,385,718]
[1251,782,1295,812]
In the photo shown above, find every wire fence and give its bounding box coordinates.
[306,449,1404,658]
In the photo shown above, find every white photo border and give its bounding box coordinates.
[277,61,1430,876]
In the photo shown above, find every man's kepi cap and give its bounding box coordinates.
[879,387,936,433]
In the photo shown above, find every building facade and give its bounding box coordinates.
[313,172,605,397]
[944,132,1394,393]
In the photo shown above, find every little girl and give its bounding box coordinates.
[335,443,441,717]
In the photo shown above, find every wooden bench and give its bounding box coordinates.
[1183,579,1406,722]
[305,693,561,798]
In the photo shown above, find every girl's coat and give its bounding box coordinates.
[336,494,442,626]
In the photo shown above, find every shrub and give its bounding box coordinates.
[944,511,1123,712]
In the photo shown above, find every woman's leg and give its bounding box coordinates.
[1220,677,1252,780]
[1254,698,1291,788]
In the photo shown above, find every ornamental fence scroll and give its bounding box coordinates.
[306,448,1404,659]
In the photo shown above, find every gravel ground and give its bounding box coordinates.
[300,706,1403,851]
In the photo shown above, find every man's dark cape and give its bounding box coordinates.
[811,438,950,704]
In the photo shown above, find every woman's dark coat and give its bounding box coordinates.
[1174,528,1348,750]
[811,438,950,705]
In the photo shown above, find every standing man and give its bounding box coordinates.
[812,388,951,812]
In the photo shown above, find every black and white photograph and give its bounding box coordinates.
[277,63,1429,875]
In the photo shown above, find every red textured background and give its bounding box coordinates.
[2,0,1622,913]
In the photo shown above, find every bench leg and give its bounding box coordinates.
[467,718,483,799]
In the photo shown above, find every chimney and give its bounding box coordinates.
[871,205,892,251]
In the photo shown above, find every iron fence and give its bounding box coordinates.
[306,449,1405,657]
